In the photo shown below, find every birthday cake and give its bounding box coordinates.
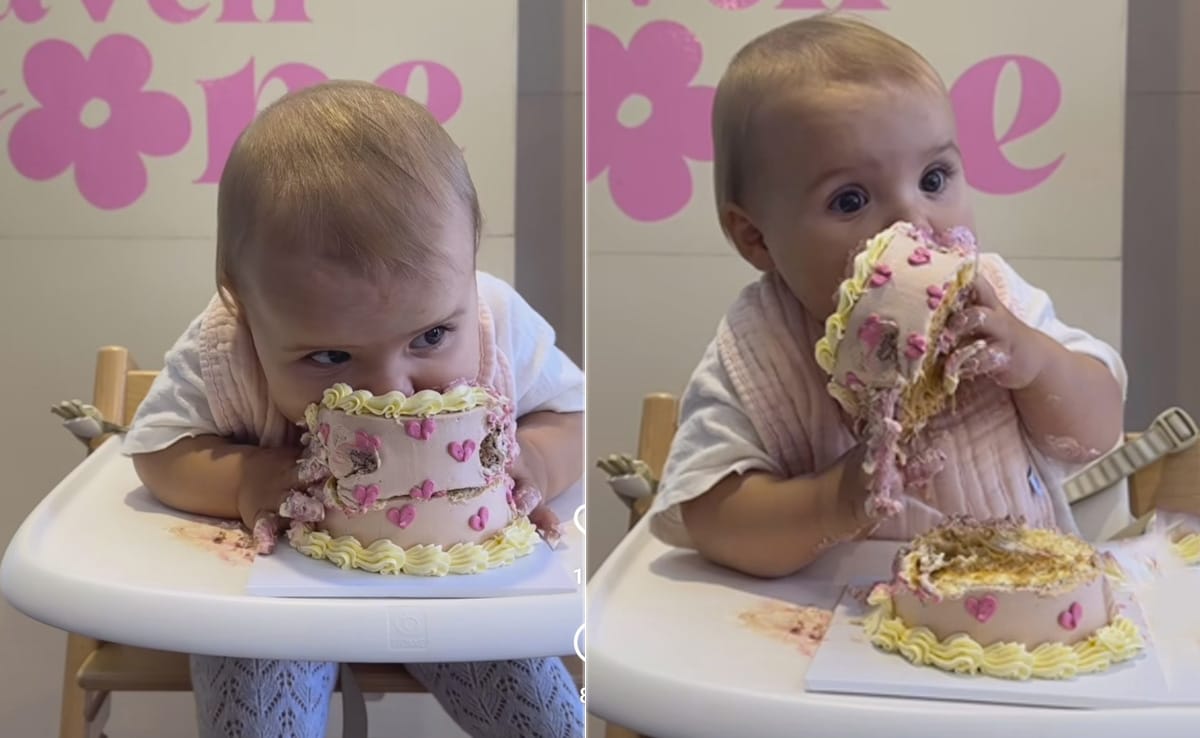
[863,517,1144,680]
[815,221,979,517]
[281,383,539,575]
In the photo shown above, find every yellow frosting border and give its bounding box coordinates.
[814,227,894,375]
[289,516,540,576]
[1174,532,1200,565]
[309,382,496,422]
[863,587,1144,680]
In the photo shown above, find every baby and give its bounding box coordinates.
[648,16,1126,578]
[124,81,583,738]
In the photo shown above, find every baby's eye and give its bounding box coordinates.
[920,167,949,194]
[829,188,868,214]
[307,350,351,366]
[411,326,451,350]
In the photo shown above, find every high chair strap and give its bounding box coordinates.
[1064,407,1199,504]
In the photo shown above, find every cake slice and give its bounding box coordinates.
[814,221,978,516]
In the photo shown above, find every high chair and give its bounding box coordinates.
[600,392,1200,738]
[59,346,583,738]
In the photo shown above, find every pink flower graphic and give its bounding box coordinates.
[8,35,190,210]
[588,21,715,222]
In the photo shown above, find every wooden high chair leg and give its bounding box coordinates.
[61,632,108,738]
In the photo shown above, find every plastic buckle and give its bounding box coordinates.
[1151,407,1199,452]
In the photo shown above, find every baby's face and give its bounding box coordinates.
[743,81,974,319]
[238,220,481,424]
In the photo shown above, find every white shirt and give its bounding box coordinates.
[123,272,584,455]
[649,255,1129,548]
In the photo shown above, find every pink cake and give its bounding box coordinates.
[281,383,539,576]
[864,517,1144,679]
[814,221,979,517]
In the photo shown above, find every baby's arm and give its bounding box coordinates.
[132,438,298,551]
[513,410,584,503]
[682,453,874,578]
[957,259,1123,462]
[650,342,875,578]
[123,315,296,552]
[478,272,585,534]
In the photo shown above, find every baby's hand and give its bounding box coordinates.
[947,276,1050,390]
[237,446,301,555]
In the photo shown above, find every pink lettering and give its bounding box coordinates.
[149,0,207,23]
[706,0,888,8]
[0,0,48,21]
[196,59,325,183]
[217,0,310,22]
[776,0,887,8]
[374,62,462,124]
[80,0,114,20]
[950,55,1064,195]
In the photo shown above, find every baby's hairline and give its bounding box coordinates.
[718,75,951,221]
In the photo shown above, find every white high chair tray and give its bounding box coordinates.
[587,518,1200,738]
[0,439,584,662]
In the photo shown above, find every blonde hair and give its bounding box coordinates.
[712,15,943,216]
[216,80,481,299]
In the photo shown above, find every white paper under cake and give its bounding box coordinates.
[246,539,577,599]
[806,582,1171,709]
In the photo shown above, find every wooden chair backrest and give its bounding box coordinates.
[90,346,157,450]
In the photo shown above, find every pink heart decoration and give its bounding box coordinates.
[964,594,997,623]
[410,479,435,500]
[448,439,477,462]
[905,333,929,360]
[857,314,886,349]
[868,263,892,287]
[1058,601,1082,630]
[926,284,945,310]
[908,246,932,266]
[354,431,381,451]
[405,418,436,440]
[468,506,489,531]
[386,504,416,529]
[353,484,380,507]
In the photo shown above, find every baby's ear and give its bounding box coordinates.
[721,203,774,273]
